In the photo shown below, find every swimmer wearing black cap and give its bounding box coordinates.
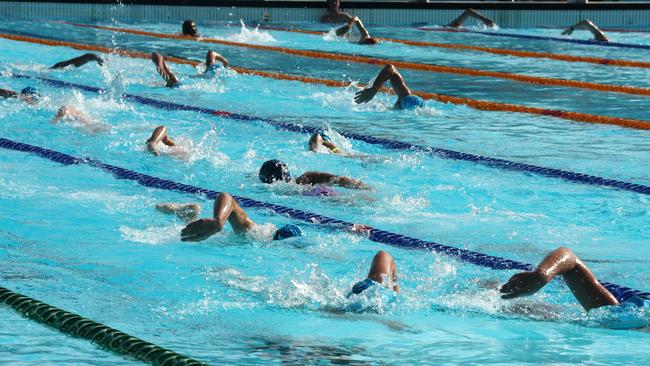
[0,86,41,105]
[447,9,496,28]
[348,251,400,297]
[157,192,303,242]
[259,159,371,189]
[50,53,104,69]
[150,51,229,88]
[355,65,425,110]
[182,20,199,37]
[335,16,378,45]
[321,0,353,23]
[500,247,649,312]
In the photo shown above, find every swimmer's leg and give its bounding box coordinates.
[51,53,104,69]
[146,125,175,155]
[367,250,399,292]
[156,203,201,223]
[180,192,255,242]
[500,247,619,311]
[151,52,180,87]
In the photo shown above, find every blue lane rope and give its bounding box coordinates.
[0,137,646,302]
[433,28,650,50]
[12,74,650,197]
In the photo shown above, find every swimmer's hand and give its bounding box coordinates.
[354,87,378,104]
[561,26,574,36]
[180,218,221,242]
[349,224,373,236]
[499,271,547,299]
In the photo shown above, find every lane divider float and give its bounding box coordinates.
[0,137,646,302]
[259,25,650,69]
[0,286,205,366]
[14,73,650,197]
[67,23,650,97]
[2,32,649,131]
[417,27,650,50]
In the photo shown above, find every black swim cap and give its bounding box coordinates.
[182,20,197,36]
[259,159,291,184]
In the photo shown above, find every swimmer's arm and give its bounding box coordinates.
[352,17,372,40]
[50,53,104,69]
[296,172,371,189]
[562,20,609,42]
[322,140,341,153]
[0,88,18,99]
[213,52,229,67]
[335,17,355,36]
[355,64,411,104]
[447,9,495,28]
[52,106,92,124]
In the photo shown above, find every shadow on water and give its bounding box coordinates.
[243,336,371,365]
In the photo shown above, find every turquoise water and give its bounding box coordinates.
[1,18,650,364]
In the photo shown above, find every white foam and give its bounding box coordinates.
[217,20,277,44]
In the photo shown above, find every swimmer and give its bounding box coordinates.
[447,9,496,28]
[0,86,40,105]
[334,16,378,45]
[146,125,176,156]
[348,250,400,297]
[151,50,229,88]
[50,53,104,69]
[308,132,342,154]
[562,19,609,42]
[51,106,108,133]
[182,20,199,37]
[321,0,354,23]
[500,247,648,312]
[259,159,371,189]
[158,192,303,242]
[355,64,425,110]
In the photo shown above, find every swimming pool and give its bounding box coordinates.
[1,18,649,364]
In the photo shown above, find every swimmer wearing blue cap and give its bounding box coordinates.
[0,86,40,105]
[447,9,496,28]
[348,251,400,298]
[561,19,609,42]
[51,53,104,69]
[308,133,342,154]
[501,247,648,312]
[354,65,425,110]
[259,159,371,189]
[158,192,303,242]
[335,16,379,45]
[151,50,229,88]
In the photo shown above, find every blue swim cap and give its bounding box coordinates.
[320,132,331,142]
[20,86,40,99]
[259,159,291,184]
[273,224,303,240]
[398,95,424,110]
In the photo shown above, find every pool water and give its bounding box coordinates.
[1,17,649,365]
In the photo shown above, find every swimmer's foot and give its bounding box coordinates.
[156,203,201,223]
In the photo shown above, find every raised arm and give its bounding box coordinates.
[335,16,356,36]
[447,9,496,28]
[562,20,609,42]
[205,50,229,68]
[180,192,256,242]
[500,247,619,311]
[151,52,180,87]
[50,53,104,69]
[354,64,411,104]
[146,125,175,156]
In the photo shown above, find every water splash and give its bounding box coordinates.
[219,20,278,44]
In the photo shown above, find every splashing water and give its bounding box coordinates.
[220,20,278,44]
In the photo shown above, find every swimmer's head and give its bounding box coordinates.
[327,0,340,11]
[182,20,198,36]
[259,159,291,184]
[273,224,303,240]
[20,86,40,102]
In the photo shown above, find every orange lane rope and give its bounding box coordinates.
[69,23,650,97]
[1,32,649,131]
[259,25,650,69]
